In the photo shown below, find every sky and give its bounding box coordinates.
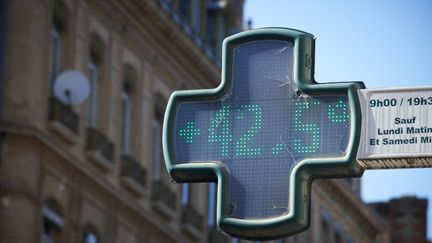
[244,0,432,238]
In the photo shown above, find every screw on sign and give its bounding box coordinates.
[163,28,364,240]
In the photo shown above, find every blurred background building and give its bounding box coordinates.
[0,0,428,242]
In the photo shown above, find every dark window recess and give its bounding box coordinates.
[206,8,216,50]
[42,199,63,243]
[48,96,79,135]
[179,0,191,22]
[53,0,69,31]
[121,155,147,188]
[85,127,114,164]
[151,181,177,211]
[181,205,204,231]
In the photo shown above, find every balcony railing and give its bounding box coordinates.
[120,155,147,189]
[85,127,114,164]
[157,0,214,62]
[48,97,79,135]
[151,181,177,212]
[181,205,204,232]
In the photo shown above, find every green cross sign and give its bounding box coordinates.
[163,28,364,240]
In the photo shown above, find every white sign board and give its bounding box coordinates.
[358,87,432,169]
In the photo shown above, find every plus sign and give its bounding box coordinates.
[163,28,364,240]
[179,121,200,143]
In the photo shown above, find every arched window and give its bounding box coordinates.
[42,199,64,243]
[87,62,97,127]
[87,32,105,128]
[121,64,137,155]
[50,0,69,91]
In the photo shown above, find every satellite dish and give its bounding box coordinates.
[53,70,90,105]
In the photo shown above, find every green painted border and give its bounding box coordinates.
[163,28,365,240]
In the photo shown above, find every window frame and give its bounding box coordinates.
[121,90,131,155]
[181,183,190,207]
[87,62,97,127]
[50,28,61,90]
[207,182,216,227]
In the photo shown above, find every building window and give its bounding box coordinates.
[205,1,226,62]
[151,118,161,181]
[121,64,137,155]
[206,3,217,52]
[121,90,130,154]
[207,183,216,227]
[42,199,64,243]
[334,224,343,243]
[179,0,191,23]
[321,210,331,242]
[87,62,97,127]
[87,32,105,128]
[152,96,168,182]
[82,224,99,243]
[191,0,201,32]
[50,0,69,91]
[50,29,61,89]
[216,15,225,56]
[181,183,190,207]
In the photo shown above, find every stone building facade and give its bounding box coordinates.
[370,196,429,243]
[0,0,423,243]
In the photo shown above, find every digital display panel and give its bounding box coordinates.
[174,40,350,219]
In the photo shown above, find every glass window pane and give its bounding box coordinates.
[88,63,97,127]
[121,91,130,154]
[152,119,161,181]
[50,29,61,89]
[181,183,189,206]
[207,183,216,226]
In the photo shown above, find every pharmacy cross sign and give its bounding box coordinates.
[162,28,365,239]
[163,28,364,240]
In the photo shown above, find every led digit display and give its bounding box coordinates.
[173,40,351,219]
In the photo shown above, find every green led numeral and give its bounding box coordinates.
[208,105,232,156]
[294,100,321,154]
[272,143,284,155]
[235,104,262,156]
[328,99,348,122]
